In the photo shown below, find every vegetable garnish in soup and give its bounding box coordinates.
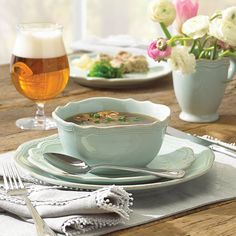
[66,110,157,126]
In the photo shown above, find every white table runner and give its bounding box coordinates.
[0,150,235,236]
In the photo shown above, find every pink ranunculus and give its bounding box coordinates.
[174,0,199,33]
[147,39,172,61]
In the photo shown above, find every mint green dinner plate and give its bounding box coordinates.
[14,134,214,191]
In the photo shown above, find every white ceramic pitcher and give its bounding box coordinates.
[172,58,236,123]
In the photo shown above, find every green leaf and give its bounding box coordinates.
[93,113,101,119]
[105,117,113,122]
[88,61,123,79]
[118,116,126,122]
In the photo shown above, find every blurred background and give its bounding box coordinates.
[0,0,235,64]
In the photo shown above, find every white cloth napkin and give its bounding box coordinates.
[70,35,148,55]
[0,156,132,236]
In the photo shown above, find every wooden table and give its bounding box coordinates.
[1,63,236,236]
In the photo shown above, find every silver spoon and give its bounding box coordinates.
[43,152,185,179]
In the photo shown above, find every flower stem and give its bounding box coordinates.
[168,37,192,47]
[199,50,206,59]
[179,38,193,41]
[190,40,197,53]
[196,40,202,51]
[219,50,236,58]
[160,22,171,39]
[204,47,215,51]
[211,41,217,60]
[201,36,212,49]
[195,40,202,59]
[210,12,221,21]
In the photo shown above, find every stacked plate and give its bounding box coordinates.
[14,134,215,191]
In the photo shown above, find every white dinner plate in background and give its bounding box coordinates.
[69,54,171,89]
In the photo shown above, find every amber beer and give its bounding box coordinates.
[11,55,69,101]
[10,25,69,102]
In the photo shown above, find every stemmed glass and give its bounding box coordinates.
[10,23,69,130]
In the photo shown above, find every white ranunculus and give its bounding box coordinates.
[221,20,236,47]
[222,6,236,25]
[182,15,210,39]
[149,0,176,26]
[209,18,236,47]
[168,46,196,74]
[209,18,224,42]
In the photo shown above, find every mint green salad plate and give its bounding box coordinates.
[14,134,214,191]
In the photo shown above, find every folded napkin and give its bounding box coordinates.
[0,159,132,236]
[70,35,148,55]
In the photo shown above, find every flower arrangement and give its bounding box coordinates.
[147,0,236,74]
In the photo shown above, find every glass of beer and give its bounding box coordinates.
[10,23,69,130]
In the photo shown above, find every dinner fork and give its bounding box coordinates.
[2,163,57,236]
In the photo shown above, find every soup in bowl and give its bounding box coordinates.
[52,97,170,167]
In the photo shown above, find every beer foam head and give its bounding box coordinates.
[13,24,66,58]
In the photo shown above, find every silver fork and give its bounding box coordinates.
[3,163,57,236]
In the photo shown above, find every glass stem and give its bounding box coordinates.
[34,102,46,127]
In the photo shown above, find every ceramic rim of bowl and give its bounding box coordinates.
[52,97,171,130]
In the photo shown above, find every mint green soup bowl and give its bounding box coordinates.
[52,97,170,167]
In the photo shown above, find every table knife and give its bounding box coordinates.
[166,126,236,158]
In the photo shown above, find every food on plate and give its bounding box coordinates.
[72,51,149,78]
[72,54,94,70]
[66,110,157,126]
[87,61,123,78]
[119,55,149,73]
[111,51,149,73]
[96,53,113,62]
[115,51,132,61]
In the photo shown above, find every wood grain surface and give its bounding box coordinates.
[1,63,236,235]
